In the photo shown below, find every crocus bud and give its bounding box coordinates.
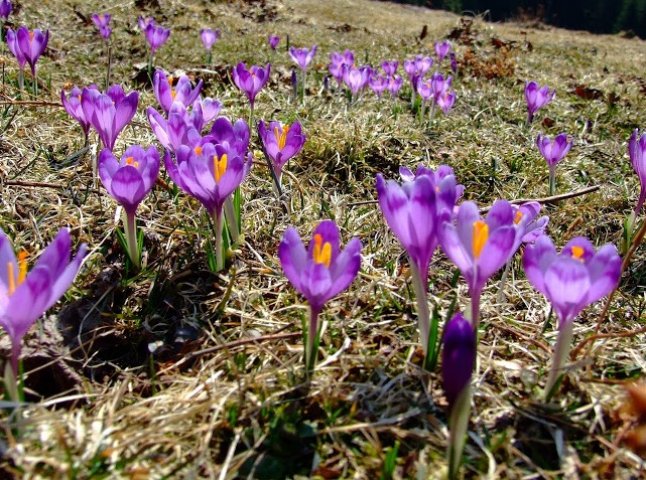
[442,312,476,409]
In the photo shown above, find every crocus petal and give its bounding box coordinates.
[279,227,308,293]
[109,166,146,212]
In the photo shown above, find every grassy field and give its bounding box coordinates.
[0,0,645,478]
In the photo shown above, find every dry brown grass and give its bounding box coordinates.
[0,0,645,478]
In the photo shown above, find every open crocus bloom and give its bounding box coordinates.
[153,70,203,114]
[289,45,317,71]
[440,200,519,325]
[523,235,621,325]
[525,81,555,124]
[258,120,306,181]
[279,220,362,314]
[343,65,370,95]
[629,128,646,214]
[231,63,270,108]
[510,201,549,249]
[98,145,160,214]
[81,84,139,151]
[0,228,87,373]
[16,26,49,75]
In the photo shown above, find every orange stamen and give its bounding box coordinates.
[571,245,585,261]
[17,251,28,284]
[194,146,203,155]
[472,220,489,259]
[514,210,523,224]
[171,88,176,100]
[273,124,290,150]
[312,234,332,268]
[125,156,139,168]
[213,154,227,183]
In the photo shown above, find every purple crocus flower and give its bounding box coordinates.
[258,120,306,183]
[91,13,112,40]
[138,16,153,31]
[278,220,362,370]
[289,45,317,71]
[0,0,12,20]
[430,72,452,102]
[206,117,251,157]
[449,52,458,74]
[61,85,95,143]
[442,310,476,479]
[190,97,222,131]
[231,62,270,111]
[144,21,170,55]
[147,104,199,152]
[404,55,433,91]
[629,128,646,215]
[165,140,252,269]
[369,74,388,97]
[437,89,456,115]
[511,202,549,248]
[440,200,519,327]
[200,28,220,50]
[329,50,354,85]
[435,40,452,62]
[343,65,370,96]
[268,34,280,50]
[525,81,555,124]
[381,60,398,76]
[153,70,203,114]
[523,235,621,397]
[0,228,87,374]
[387,75,403,97]
[5,28,26,72]
[536,133,572,195]
[13,26,49,77]
[82,84,139,151]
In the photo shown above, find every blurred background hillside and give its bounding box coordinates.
[388,0,646,38]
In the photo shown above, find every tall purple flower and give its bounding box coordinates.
[268,34,280,50]
[0,228,87,374]
[525,81,555,124]
[329,50,354,85]
[343,65,370,96]
[62,85,96,144]
[536,133,572,195]
[5,28,26,73]
[629,128,646,215]
[143,20,170,56]
[153,70,203,114]
[165,139,252,270]
[279,220,361,370]
[369,74,388,97]
[7,26,49,84]
[377,166,461,361]
[231,62,270,112]
[0,0,12,20]
[523,235,621,398]
[442,311,476,479]
[81,84,139,151]
[91,13,112,40]
[435,40,452,62]
[440,200,519,327]
[200,28,220,50]
[258,120,306,183]
[381,60,398,76]
[437,89,456,115]
[289,45,317,71]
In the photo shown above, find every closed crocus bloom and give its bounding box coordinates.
[442,312,475,408]
[523,235,621,397]
[398,164,464,220]
[61,85,93,141]
[536,133,572,195]
[16,26,49,76]
[440,200,519,326]
[258,120,306,181]
[0,228,87,374]
[190,97,222,131]
[82,84,139,151]
[417,78,432,102]
[369,74,388,97]
[289,45,317,71]
[144,21,170,54]
[525,81,555,124]
[328,50,354,84]
[98,145,160,214]
[430,72,452,102]
[279,220,361,370]
[387,75,403,96]
[0,0,12,20]
[206,117,251,157]
[153,70,203,113]
[231,62,270,109]
[268,34,280,50]
[200,28,220,50]
[629,129,646,214]
[6,28,26,70]
[343,65,369,95]
[437,89,456,114]
[435,40,452,62]
[91,13,112,39]
[381,60,398,76]
[147,104,200,152]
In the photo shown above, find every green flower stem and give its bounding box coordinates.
[223,197,240,245]
[124,210,140,269]
[544,319,574,401]
[306,306,320,373]
[410,261,430,358]
[212,210,224,271]
[448,385,472,480]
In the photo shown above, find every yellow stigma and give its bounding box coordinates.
[571,245,585,261]
[312,234,332,268]
[514,210,523,224]
[273,124,290,150]
[194,146,203,155]
[125,156,139,168]
[7,251,28,296]
[213,154,227,183]
[472,220,489,259]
